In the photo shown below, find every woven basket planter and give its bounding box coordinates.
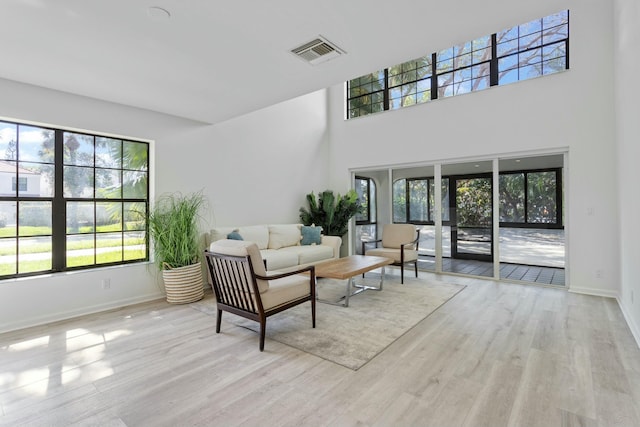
[162,262,204,304]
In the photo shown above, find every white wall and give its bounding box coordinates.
[614,0,640,343]
[157,89,330,227]
[328,1,619,297]
[0,79,329,333]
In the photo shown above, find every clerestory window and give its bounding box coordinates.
[347,10,569,119]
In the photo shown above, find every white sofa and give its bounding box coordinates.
[205,224,341,272]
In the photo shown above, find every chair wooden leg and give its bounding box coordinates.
[216,309,222,333]
[311,297,316,328]
[259,318,266,352]
[401,264,404,284]
[414,261,418,277]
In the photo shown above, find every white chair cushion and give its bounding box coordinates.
[260,274,311,310]
[381,224,417,249]
[366,247,418,263]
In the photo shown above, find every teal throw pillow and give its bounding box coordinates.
[300,225,322,245]
[227,230,243,240]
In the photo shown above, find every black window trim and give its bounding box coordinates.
[355,175,375,226]
[346,10,569,119]
[392,167,563,230]
[0,119,150,280]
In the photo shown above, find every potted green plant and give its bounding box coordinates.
[147,191,206,304]
[299,189,363,237]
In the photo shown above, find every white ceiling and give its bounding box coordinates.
[1,0,558,125]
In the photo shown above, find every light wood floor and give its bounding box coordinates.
[1,273,640,427]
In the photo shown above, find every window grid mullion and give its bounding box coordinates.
[52,130,66,271]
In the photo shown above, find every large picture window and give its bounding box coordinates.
[499,169,562,226]
[0,120,149,278]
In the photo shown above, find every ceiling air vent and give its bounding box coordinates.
[291,36,345,65]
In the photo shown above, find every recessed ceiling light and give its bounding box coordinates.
[148,6,171,20]
[515,159,521,163]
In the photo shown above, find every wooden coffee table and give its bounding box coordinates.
[313,255,393,307]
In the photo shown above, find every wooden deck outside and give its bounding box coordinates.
[418,256,566,286]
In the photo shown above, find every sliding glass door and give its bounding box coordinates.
[358,153,565,285]
[450,175,493,262]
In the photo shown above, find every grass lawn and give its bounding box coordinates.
[0,247,147,275]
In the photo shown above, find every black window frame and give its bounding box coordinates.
[346,10,569,119]
[499,167,563,229]
[496,11,570,85]
[355,176,376,226]
[0,119,150,280]
[395,177,451,226]
[392,167,563,229]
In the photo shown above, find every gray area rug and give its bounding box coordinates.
[191,274,465,370]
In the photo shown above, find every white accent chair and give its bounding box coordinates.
[362,224,419,284]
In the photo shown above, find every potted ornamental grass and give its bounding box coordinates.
[147,191,206,304]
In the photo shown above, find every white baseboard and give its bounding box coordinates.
[568,286,618,299]
[0,292,165,334]
[617,298,640,349]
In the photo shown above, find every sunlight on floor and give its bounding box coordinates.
[1,327,132,403]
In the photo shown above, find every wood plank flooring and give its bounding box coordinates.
[1,274,639,426]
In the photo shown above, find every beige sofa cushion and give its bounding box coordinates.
[260,249,299,271]
[211,225,270,249]
[280,245,334,265]
[238,225,270,249]
[268,224,301,249]
[210,227,235,242]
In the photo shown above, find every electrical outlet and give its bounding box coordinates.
[595,269,603,279]
[102,278,111,290]
[632,290,634,304]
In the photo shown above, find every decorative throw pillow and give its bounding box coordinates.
[227,229,243,240]
[300,225,322,245]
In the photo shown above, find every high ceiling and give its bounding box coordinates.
[1,0,557,124]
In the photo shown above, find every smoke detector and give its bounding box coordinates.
[291,36,346,65]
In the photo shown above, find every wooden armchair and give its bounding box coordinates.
[362,224,419,284]
[204,239,316,351]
